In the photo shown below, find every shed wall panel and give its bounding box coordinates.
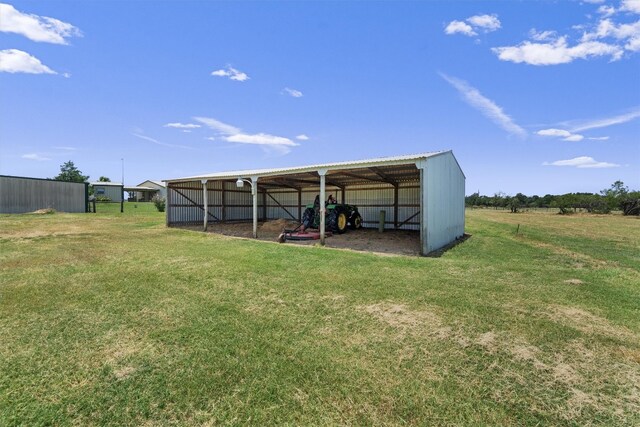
[0,176,86,213]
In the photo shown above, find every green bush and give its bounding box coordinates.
[152,195,166,212]
[95,196,112,202]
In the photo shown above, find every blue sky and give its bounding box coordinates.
[1,0,638,195]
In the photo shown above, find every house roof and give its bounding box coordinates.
[164,151,456,186]
[137,180,166,188]
[89,182,123,186]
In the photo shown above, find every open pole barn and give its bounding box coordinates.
[163,151,465,255]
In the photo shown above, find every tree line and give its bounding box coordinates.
[466,181,640,216]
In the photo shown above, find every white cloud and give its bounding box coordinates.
[211,65,249,82]
[0,49,56,74]
[569,109,640,131]
[536,128,584,142]
[537,128,585,141]
[54,146,76,151]
[296,134,309,141]
[164,122,201,129]
[588,136,610,140]
[529,29,557,41]
[440,73,526,138]
[225,133,296,146]
[537,128,572,137]
[492,37,623,65]
[563,134,585,141]
[467,14,501,31]
[598,5,617,17]
[445,14,501,36]
[543,156,620,168]
[193,117,241,135]
[283,87,303,98]
[445,20,476,36]
[132,133,191,149]
[581,18,640,52]
[194,116,299,154]
[583,0,605,4]
[621,0,640,14]
[0,3,81,44]
[22,153,51,161]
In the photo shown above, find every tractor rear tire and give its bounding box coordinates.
[302,208,315,230]
[349,212,362,230]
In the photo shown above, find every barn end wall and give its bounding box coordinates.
[0,176,87,214]
[421,152,465,254]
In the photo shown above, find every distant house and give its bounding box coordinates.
[90,182,124,202]
[124,180,166,202]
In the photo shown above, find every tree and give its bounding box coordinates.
[53,161,89,183]
[98,176,111,182]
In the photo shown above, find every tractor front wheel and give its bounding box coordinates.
[349,212,362,230]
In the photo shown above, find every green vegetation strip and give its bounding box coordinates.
[1,206,638,425]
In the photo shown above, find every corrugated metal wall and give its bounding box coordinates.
[168,180,420,230]
[0,176,86,214]
[422,152,466,253]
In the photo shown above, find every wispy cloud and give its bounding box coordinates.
[296,134,309,141]
[164,122,201,129]
[568,108,640,132]
[132,133,191,149]
[543,156,620,168]
[193,117,241,135]
[537,128,585,141]
[0,3,82,44]
[283,87,303,98]
[211,65,249,82]
[0,49,56,74]
[440,73,526,138]
[194,116,298,155]
[445,14,501,37]
[54,146,76,151]
[22,153,51,161]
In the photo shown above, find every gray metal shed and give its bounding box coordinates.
[90,182,124,202]
[163,151,465,255]
[0,175,88,214]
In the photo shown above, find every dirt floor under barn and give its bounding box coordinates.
[179,219,422,256]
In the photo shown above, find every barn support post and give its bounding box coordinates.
[297,189,302,221]
[393,184,399,229]
[251,176,259,238]
[318,169,327,245]
[166,184,171,226]
[221,182,226,222]
[262,189,267,221]
[341,187,345,204]
[201,179,208,232]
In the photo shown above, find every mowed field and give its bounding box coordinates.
[1,204,638,426]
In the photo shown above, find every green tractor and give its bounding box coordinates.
[301,195,363,234]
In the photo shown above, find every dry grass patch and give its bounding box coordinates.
[547,305,638,341]
[359,302,441,332]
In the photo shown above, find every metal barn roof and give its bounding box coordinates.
[165,151,458,188]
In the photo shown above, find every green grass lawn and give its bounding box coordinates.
[1,207,638,426]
